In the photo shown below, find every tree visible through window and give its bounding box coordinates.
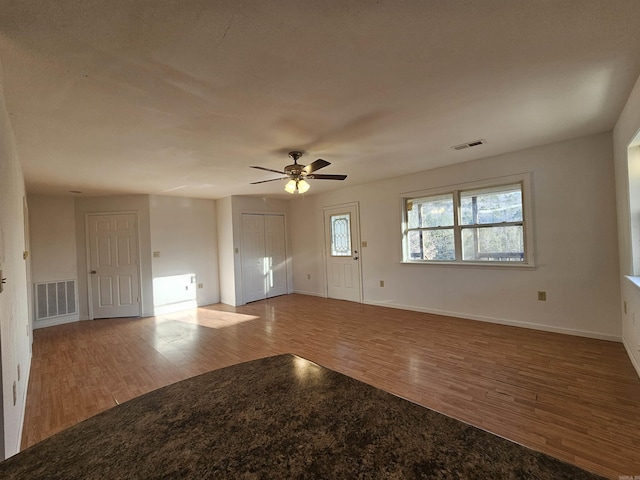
[403,181,528,264]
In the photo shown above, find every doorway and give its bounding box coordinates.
[323,203,362,302]
[86,213,141,318]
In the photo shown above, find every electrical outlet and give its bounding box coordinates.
[17,364,20,382]
[624,301,628,314]
[12,381,16,406]
[307,274,311,280]
[380,280,385,287]
[538,291,546,301]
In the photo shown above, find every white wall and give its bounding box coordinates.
[216,197,236,306]
[149,195,219,313]
[28,195,79,327]
[613,73,640,375]
[291,132,621,340]
[74,195,154,318]
[28,196,77,283]
[0,60,31,459]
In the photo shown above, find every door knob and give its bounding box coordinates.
[90,270,97,274]
[353,256,359,260]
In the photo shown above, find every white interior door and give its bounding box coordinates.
[242,214,267,303]
[264,215,287,297]
[241,214,288,304]
[324,203,362,302]
[87,213,141,319]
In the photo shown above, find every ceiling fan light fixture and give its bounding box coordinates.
[252,151,344,192]
[284,179,297,194]
[297,179,310,193]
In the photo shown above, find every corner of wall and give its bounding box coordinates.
[614,72,640,376]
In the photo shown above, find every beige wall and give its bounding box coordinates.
[216,197,236,306]
[28,195,79,327]
[0,61,31,458]
[28,195,77,283]
[290,132,621,340]
[613,73,640,375]
[149,195,220,311]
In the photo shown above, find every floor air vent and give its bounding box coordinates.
[35,280,77,320]
[451,139,487,150]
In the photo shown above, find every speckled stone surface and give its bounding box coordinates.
[0,354,605,479]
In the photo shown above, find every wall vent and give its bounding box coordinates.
[451,139,487,150]
[35,280,77,321]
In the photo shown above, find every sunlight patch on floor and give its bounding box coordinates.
[158,308,260,329]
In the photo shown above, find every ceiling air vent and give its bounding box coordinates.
[451,139,486,151]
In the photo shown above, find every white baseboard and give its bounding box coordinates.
[623,335,640,379]
[153,300,198,316]
[362,300,622,343]
[292,290,327,298]
[33,314,79,330]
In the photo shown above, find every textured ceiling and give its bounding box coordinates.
[1,0,640,199]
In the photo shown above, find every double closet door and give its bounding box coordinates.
[241,214,288,304]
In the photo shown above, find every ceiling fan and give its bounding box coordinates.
[250,151,347,194]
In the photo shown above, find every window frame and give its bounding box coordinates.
[401,173,535,268]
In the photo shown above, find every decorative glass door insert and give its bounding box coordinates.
[330,213,351,256]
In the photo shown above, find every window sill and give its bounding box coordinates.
[401,260,536,270]
[626,276,640,290]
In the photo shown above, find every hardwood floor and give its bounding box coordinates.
[21,294,640,479]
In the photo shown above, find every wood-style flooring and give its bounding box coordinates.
[21,294,640,479]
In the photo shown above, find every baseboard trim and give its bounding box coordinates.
[153,300,198,316]
[292,290,327,298]
[622,335,640,379]
[33,315,79,330]
[362,300,621,343]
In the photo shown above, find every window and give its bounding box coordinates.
[402,175,533,266]
[330,213,352,256]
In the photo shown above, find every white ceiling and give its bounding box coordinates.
[1,1,640,199]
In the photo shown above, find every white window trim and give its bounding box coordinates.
[400,173,535,268]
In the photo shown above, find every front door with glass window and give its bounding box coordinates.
[324,203,362,302]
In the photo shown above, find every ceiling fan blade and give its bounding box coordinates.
[250,166,286,174]
[307,174,347,180]
[302,159,330,174]
[250,177,289,184]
